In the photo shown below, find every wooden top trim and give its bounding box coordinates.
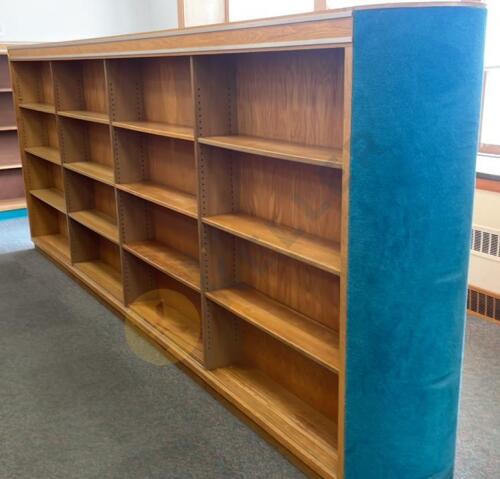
[7,2,482,60]
[8,37,353,61]
[9,15,352,60]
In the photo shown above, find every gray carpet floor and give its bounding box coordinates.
[0,217,498,478]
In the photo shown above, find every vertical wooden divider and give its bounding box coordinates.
[55,59,79,265]
[51,61,72,246]
[193,55,239,370]
[337,45,353,479]
[190,55,207,366]
[105,58,126,303]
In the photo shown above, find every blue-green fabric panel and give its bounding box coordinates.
[346,7,485,479]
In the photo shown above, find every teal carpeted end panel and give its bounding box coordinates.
[0,208,28,221]
[346,7,485,479]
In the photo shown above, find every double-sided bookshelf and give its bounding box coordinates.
[0,45,24,212]
[9,3,484,478]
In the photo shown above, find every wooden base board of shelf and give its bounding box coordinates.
[130,294,203,363]
[0,163,22,171]
[58,110,109,125]
[70,210,119,244]
[75,260,123,301]
[64,161,114,185]
[207,285,340,372]
[124,240,201,291]
[204,213,341,275]
[199,135,343,169]
[117,182,197,218]
[30,188,66,213]
[33,234,70,262]
[32,242,337,479]
[20,102,56,114]
[0,197,26,212]
[25,146,61,165]
[0,125,17,132]
[112,120,195,141]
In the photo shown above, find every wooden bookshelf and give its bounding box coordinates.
[8,5,482,478]
[0,50,24,210]
[8,39,346,479]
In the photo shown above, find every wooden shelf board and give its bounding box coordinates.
[25,146,61,165]
[117,181,197,219]
[30,188,66,213]
[0,125,17,132]
[212,365,338,478]
[0,163,22,171]
[75,260,122,300]
[64,161,114,185]
[70,210,119,244]
[130,293,202,362]
[207,284,340,372]
[112,120,194,141]
[203,213,341,275]
[20,102,56,114]
[124,240,200,291]
[0,197,26,212]
[34,234,70,262]
[199,135,343,169]
[58,110,109,125]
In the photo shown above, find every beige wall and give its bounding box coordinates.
[469,188,500,295]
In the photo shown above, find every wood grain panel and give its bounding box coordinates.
[0,131,21,166]
[0,94,16,126]
[236,238,340,330]
[114,128,196,195]
[0,169,24,200]
[67,172,113,216]
[21,109,59,149]
[0,55,10,89]
[9,16,352,59]
[207,284,340,371]
[120,192,199,262]
[12,61,54,106]
[235,49,344,149]
[108,57,194,128]
[235,152,342,242]
[238,320,338,422]
[60,118,112,169]
[54,60,108,115]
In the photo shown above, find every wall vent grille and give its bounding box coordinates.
[471,227,500,260]
[467,287,500,322]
